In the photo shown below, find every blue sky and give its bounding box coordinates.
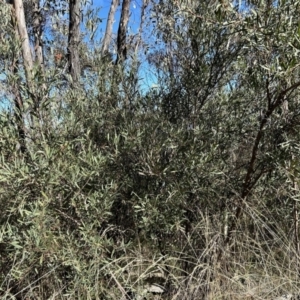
[83,0,146,46]
[89,0,158,92]
[92,0,144,35]
[0,0,157,110]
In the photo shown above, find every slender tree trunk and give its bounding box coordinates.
[68,0,81,83]
[32,0,47,124]
[116,0,130,64]
[219,79,300,260]
[32,0,44,70]
[135,0,148,53]
[102,0,119,56]
[6,0,27,153]
[13,0,33,83]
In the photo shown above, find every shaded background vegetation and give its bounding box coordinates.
[1,0,300,299]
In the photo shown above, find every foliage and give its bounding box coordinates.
[1,0,300,299]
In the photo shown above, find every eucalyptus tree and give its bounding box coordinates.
[116,0,131,63]
[2,0,300,298]
[147,0,300,286]
[225,0,300,259]
[68,0,81,83]
[1,0,35,153]
[101,0,119,56]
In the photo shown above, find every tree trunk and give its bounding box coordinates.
[32,0,44,70]
[8,0,27,154]
[135,0,148,54]
[116,0,130,64]
[68,0,81,83]
[102,0,119,56]
[13,0,33,84]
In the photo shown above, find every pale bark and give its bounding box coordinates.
[102,0,119,56]
[6,0,27,153]
[135,0,148,54]
[116,0,130,63]
[68,0,81,83]
[13,0,33,82]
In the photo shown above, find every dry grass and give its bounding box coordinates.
[2,197,300,300]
